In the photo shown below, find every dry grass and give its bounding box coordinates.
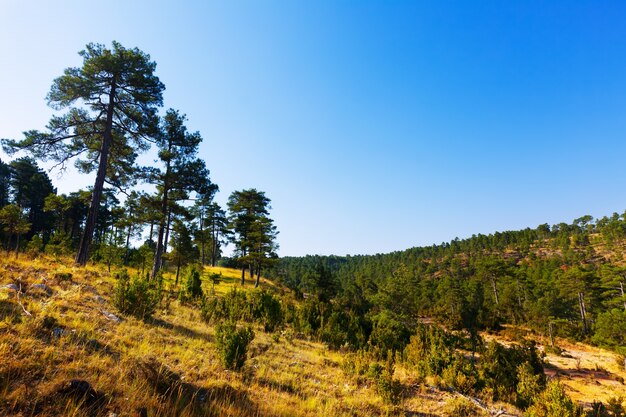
[0,255,406,416]
[1,254,623,416]
[484,327,626,409]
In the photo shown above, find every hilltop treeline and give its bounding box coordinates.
[269,215,626,354]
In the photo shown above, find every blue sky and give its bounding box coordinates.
[2,1,626,256]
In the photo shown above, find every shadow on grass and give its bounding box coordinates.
[130,357,258,417]
[147,317,213,343]
[544,361,621,382]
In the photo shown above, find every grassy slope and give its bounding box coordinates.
[0,255,624,416]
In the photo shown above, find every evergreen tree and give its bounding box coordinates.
[148,109,211,279]
[2,41,164,266]
[227,189,278,286]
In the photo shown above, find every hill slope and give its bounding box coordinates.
[0,254,625,416]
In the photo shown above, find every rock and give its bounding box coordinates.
[1,283,19,292]
[29,283,53,296]
[93,295,105,303]
[101,310,121,323]
[52,327,66,338]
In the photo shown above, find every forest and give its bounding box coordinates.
[1,41,625,417]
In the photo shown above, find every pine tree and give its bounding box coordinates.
[2,41,164,266]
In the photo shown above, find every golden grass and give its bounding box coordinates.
[1,254,623,416]
[0,255,404,416]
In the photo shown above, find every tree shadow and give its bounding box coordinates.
[147,317,213,342]
[129,357,257,417]
[544,361,619,382]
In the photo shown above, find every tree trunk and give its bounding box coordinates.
[491,276,499,305]
[548,322,555,348]
[175,257,181,286]
[124,223,132,265]
[14,233,20,259]
[199,208,205,265]
[578,292,588,334]
[151,188,169,280]
[620,282,626,312]
[164,209,172,255]
[255,267,261,288]
[241,267,245,286]
[75,79,116,266]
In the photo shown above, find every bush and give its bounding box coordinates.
[249,290,282,332]
[525,380,583,417]
[479,340,545,404]
[179,265,203,303]
[113,270,162,320]
[441,357,479,395]
[375,353,402,405]
[215,322,254,370]
[201,288,284,332]
[593,309,626,355]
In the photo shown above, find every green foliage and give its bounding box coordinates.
[403,324,458,377]
[45,231,73,258]
[214,322,254,370]
[441,357,479,395]
[201,288,283,332]
[113,270,162,320]
[369,310,411,353]
[26,235,43,256]
[525,380,583,417]
[179,265,203,303]
[592,309,626,355]
[516,362,545,409]
[375,361,402,405]
[249,290,282,332]
[479,340,545,404]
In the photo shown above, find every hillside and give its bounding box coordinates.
[0,254,625,417]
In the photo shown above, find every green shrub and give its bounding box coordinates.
[375,353,402,405]
[26,235,43,256]
[592,309,626,355]
[113,270,162,320]
[524,380,583,417]
[516,362,544,409]
[441,357,479,395]
[250,290,282,332]
[179,265,203,303]
[215,322,254,370]
[479,340,545,404]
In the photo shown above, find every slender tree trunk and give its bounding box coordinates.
[175,257,181,286]
[14,233,20,259]
[241,267,245,286]
[491,276,499,305]
[578,292,588,334]
[75,79,116,266]
[255,266,261,288]
[149,222,154,242]
[199,208,205,265]
[211,220,218,266]
[164,209,172,254]
[151,187,169,280]
[620,281,626,312]
[124,223,132,265]
[548,322,555,348]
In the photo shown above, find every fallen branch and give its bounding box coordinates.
[16,283,32,317]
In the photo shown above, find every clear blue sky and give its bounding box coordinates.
[2,1,626,256]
